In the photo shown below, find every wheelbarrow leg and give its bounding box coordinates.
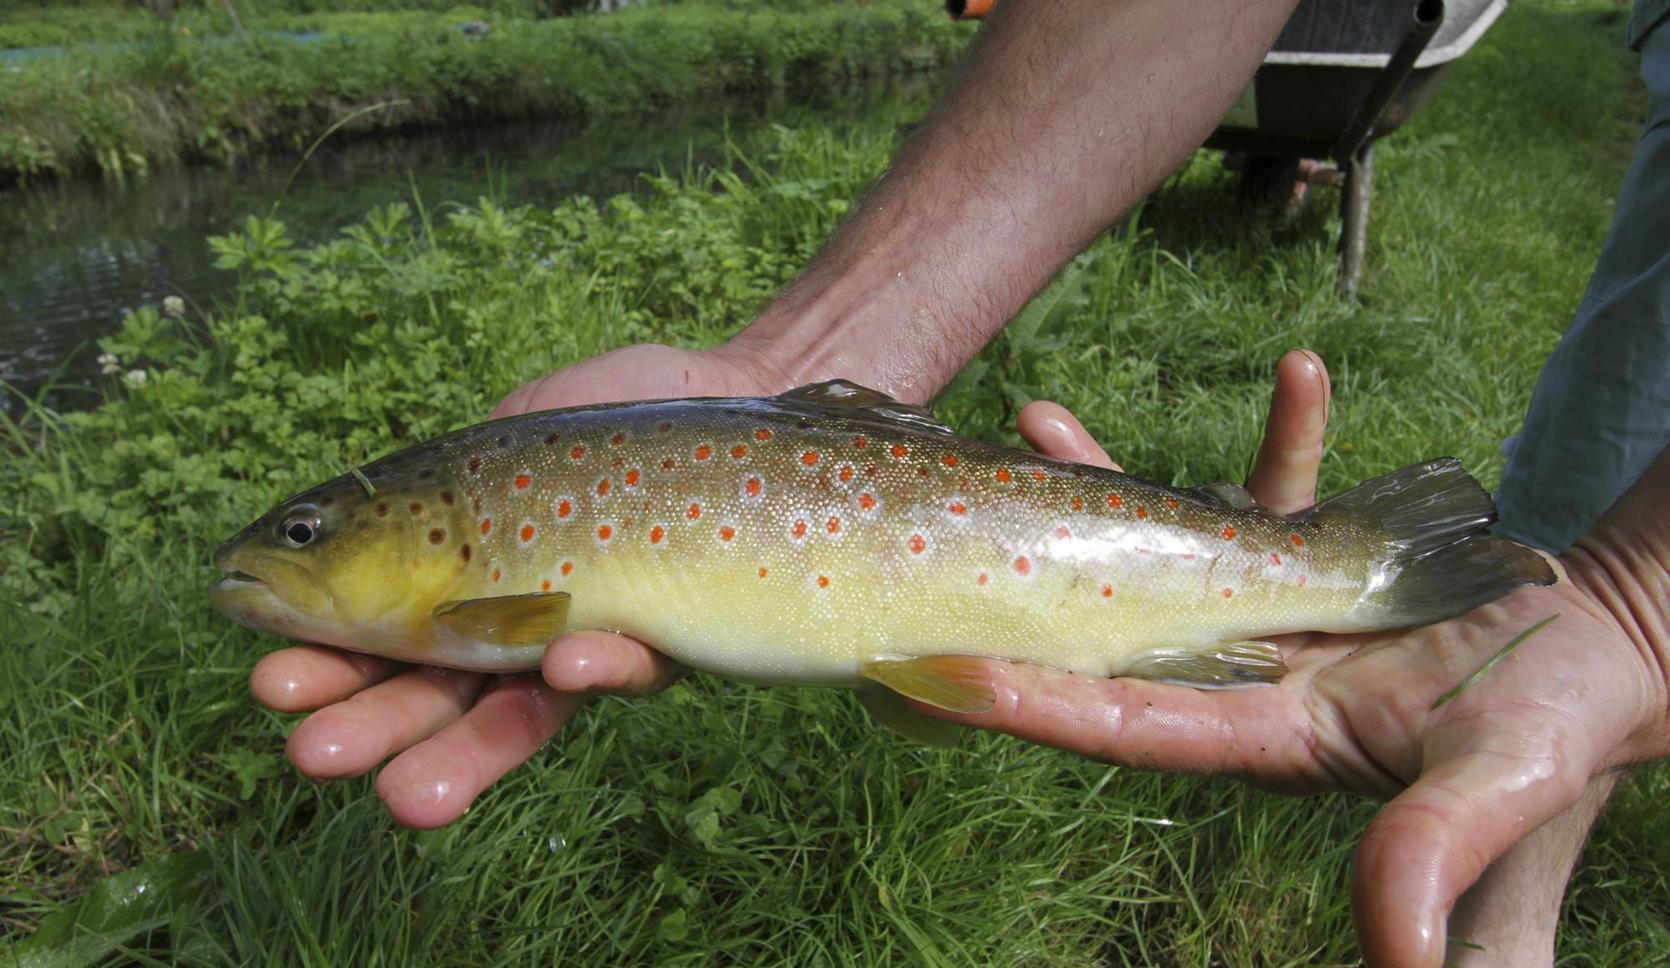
[1338,141,1375,298]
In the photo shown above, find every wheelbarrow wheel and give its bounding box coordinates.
[1237,154,1304,207]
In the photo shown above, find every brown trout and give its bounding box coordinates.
[212,380,1554,740]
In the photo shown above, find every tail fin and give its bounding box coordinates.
[1304,458,1557,629]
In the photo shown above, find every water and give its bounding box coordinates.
[0,83,934,414]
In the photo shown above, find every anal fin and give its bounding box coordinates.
[1119,640,1287,688]
[433,591,571,646]
[857,685,964,746]
[858,655,995,713]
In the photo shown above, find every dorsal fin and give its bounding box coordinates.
[773,380,954,435]
[1187,482,1259,511]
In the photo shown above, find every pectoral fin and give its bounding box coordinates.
[856,684,965,746]
[858,656,996,713]
[1118,640,1287,687]
[433,591,571,646]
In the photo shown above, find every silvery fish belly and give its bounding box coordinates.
[212,380,1554,740]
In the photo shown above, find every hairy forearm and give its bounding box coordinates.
[725,0,1300,403]
[1565,445,1670,762]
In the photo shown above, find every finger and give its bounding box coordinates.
[1352,748,1592,967]
[1017,401,1121,471]
[542,630,685,696]
[924,658,1317,785]
[1245,348,1330,515]
[250,645,401,713]
[375,674,585,828]
[285,667,489,779]
[490,379,539,420]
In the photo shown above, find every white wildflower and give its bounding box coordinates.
[124,369,148,387]
[98,352,120,375]
[162,295,186,318]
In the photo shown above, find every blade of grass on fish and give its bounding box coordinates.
[1430,613,1560,711]
[349,466,377,498]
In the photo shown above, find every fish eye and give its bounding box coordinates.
[280,509,322,548]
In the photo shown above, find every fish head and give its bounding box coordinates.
[211,471,435,649]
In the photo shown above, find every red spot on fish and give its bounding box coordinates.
[1101,584,1113,598]
[1032,470,1047,482]
[1165,497,1179,510]
[542,579,552,593]
[492,568,502,582]
[694,445,713,462]
[1136,506,1148,519]
[890,444,909,459]
[802,450,820,466]
[561,561,573,576]
[570,446,586,461]
[718,525,736,542]
[468,457,481,474]
[755,428,772,441]
[597,524,612,542]
[1107,493,1124,509]
[1071,496,1083,512]
[852,435,868,449]
[816,575,830,589]
[625,468,641,487]
[827,516,841,534]
[859,493,877,511]
[758,567,769,579]
[1291,534,1305,547]
[687,502,702,521]
[428,528,445,545]
[838,465,854,483]
[745,477,762,498]
[461,543,472,563]
[791,519,808,540]
[1012,555,1031,576]
[556,498,573,519]
[520,524,536,542]
[514,474,531,490]
[1269,552,1282,565]
[1055,526,1071,540]
[917,466,931,478]
[650,525,666,544]
[1297,574,1308,588]
[942,454,959,468]
[597,478,612,497]
[611,432,625,446]
[731,445,748,460]
[977,572,989,587]
[1222,588,1234,599]
[908,534,926,555]
[996,468,1012,484]
[948,501,967,517]
[1222,525,1236,540]
[480,518,492,535]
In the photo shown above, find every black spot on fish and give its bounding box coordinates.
[319,496,334,508]
[417,468,434,480]
[496,435,511,449]
[375,503,389,517]
[468,457,481,474]
[408,503,423,515]
[544,433,560,446]
[440,491,455,506]
[798,420,813,429]
[429,528,446,545]
[461,543,472,563]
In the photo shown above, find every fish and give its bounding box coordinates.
[211,380,1556,743]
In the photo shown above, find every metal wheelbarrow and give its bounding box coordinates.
[948,0,1508,296]
[1207,0,1508,295]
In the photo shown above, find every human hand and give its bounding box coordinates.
[248,345,1332,828]
[924,388,1670,967]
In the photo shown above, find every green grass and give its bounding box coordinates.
[0,0,969,184]
[4,1,1668,963]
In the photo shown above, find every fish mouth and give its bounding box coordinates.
[210,546,335,623]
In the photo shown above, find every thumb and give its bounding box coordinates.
[1351,748,1590,966]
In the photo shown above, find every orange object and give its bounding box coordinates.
[945,0,995,20]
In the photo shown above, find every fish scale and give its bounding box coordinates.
[213,380,1556,739]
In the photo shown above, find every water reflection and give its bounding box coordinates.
[0,80,937,413]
